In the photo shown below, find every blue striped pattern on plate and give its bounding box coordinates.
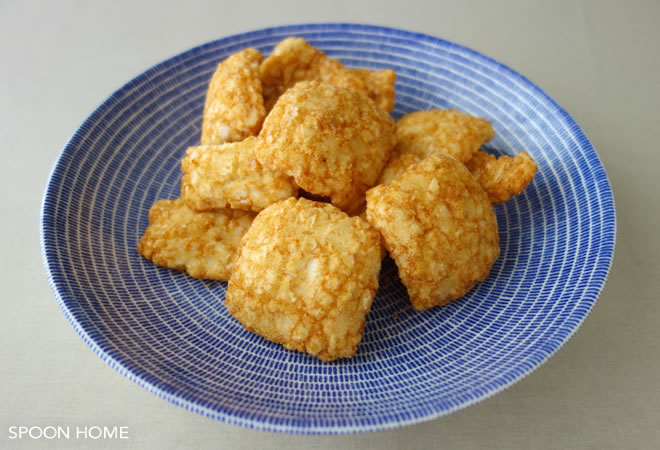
[40,24,616,434]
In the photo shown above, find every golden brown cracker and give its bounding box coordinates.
[181,137,298,213]
[395,109,495,163]
[465,150,538,204]
[351,68,396,113]
[201,48,266,145]
[260,37,395,112]
[137,198,254,281]
[376,152,424,186]
[226,198,382,361]
[256,80,396,213]
[366,154,499,310]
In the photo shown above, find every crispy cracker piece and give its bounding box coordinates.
[226,198,382,362]
[351,68,397,113]
[137,198,254,281]
[377,150,537,205]
[376,152,424,185]
[181,137,298,212]
[366,154,499,311]
[256,80,396,213]
[260,37,396,112]
[465,150,538,204]
[201,48,266,145]
[395,109,495,163]
[350,206,387,260]
[260,37,320,111]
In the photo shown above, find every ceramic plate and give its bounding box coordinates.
[40,24,616,433]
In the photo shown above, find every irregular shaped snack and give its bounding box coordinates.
[395,109,495,163]
[226,197,382,362]
[376,149,537,205]
[260,37,396,112]
[351,68,397,113]
[376,152,424,186]
[136,38,542,362]
[366,154,500,311]
[465,150,538,204]
[181,137,298,213]
[256,80,396,213]
[201,48,266,145]
[137,198,255,281]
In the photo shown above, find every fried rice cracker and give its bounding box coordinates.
[256,80,396,213]
[181,137,298,212]
[376,149,536,205]
[351,67,396,113]
[395,109,495,163]
[465,150,538,204]
[366,154,499,310]
[376,152,424,185]
[201,48,266,145]
[260,37,395,112]
[137,198,255,281]
[226,198,382,362]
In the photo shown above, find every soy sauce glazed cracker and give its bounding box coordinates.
[181,137,298,213]
[256,80,396,213]
[137,198,255,281]
[260,37,396,112]
[465,150,538,204]
[395,109,495,163]
[376,152,424,186]
[377,149,537,205]
[201,48,266,145]
[136,37,540,362]
[378,109,537,204]
[366,154,500,311]
[226,198,382,362]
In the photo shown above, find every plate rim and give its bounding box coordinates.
[39,22,617,434]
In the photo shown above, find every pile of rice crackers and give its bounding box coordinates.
[138,37,537,361]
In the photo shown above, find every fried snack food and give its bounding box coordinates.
[376,152,424,185]
[256,80,396,213]
[201,48,266,145]
[465,150,538,204]
[366,154,499,311]
[352,68,397,113]
[377,150,537,205]
[346,207,387,260]
[395,109,495,163]
[137,198,255,281]
[260,37,396,112]
[226,197,382,362]
[181,137,298,212]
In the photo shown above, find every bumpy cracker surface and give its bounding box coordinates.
[395,109,495,163]
[351,68,397,113]
[366,154,499,310]
[376,152,424,185]
[181,137,298,212]
[377,150,536,205]
[201,48,266,145]
[260,37,396,112]
[465,150,538,204]
[137,198,255,281]
[226,198,382,362]
[256,80,396,213]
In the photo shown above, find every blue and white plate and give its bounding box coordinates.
[40,24,616,433]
